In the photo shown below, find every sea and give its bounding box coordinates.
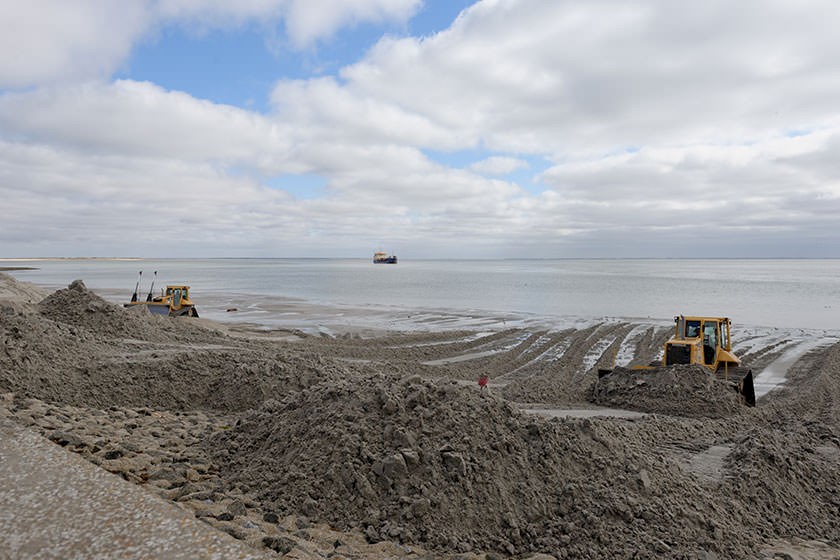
[2,258,839,334]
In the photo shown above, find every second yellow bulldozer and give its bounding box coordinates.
[124,271,199,317]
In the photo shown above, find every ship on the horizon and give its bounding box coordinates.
[373,251,398,264]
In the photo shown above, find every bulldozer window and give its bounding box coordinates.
[685,320,701,338]
[703,322,718,364]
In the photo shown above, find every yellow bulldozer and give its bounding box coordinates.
[124,271,199,317]
[599,315,755,406]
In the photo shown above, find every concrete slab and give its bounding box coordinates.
[0,418,269,560]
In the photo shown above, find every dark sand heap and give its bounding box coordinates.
[3,278,355,412]
[210,373,762,557]
[38,279,218,343]
[591,365,743,418]
[2,273,840,559]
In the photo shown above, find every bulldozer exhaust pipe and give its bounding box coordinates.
[130,271,142,303]
[146,271,157,302]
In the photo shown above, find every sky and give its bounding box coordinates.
[2,0,840,259]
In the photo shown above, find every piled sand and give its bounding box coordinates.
[38,279,220,344]
[591,365,743,418]
[209,374,759,557]
[2,278,356,411]
[0,272,48,304]
[2,273,840,559]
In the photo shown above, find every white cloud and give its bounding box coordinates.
[0,134,529,257]
[529,128,840,242]
[270,77,468,150]
[3,0,840,257]
[0,0,149,88]
[337,0,840,155]
[261,0,840,256]
[283,0,421,49]
[0,80,298,171]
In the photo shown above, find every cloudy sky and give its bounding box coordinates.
[2,0,839,258]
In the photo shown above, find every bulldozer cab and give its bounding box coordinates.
[667,315,738,370]
[164,286,191,311]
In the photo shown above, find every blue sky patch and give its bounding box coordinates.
[121,25,290,112]
[409,1,475,37]
[118,4,473,114]
[265,173,327,199]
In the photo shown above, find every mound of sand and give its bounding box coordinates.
[726,422,840,543]
[37,279,220,344]
[208,373,760,557]
[3,279,358,412]
[0,301,100,401]
[591,365,743,418]
[70,349,356,412]
[0,272,49,305]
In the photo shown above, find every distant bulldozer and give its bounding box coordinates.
[124,271,199,318]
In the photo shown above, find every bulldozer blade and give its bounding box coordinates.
[739,370,756,407]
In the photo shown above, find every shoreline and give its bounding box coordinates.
[3,259,840,331]
[8,269,840,345]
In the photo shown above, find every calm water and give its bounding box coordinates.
[3,258,840,331]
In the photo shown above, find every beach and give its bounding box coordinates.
[1,272,840,559]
